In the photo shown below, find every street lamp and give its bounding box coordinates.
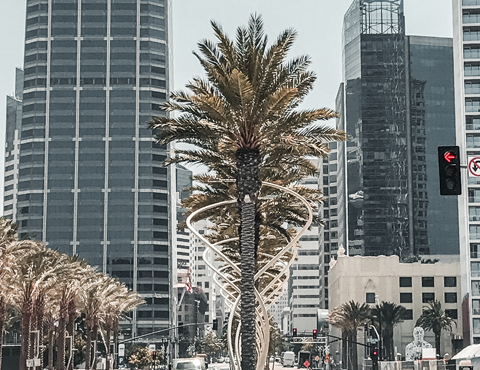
[375,294,382,361]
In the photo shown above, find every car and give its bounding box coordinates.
[216,365,230,370]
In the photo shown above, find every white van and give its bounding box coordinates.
[283,351,295,367]
[173,358,204,370]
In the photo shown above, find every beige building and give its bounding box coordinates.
[328,255,463,361]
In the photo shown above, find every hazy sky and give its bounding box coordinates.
[0,0,454,202]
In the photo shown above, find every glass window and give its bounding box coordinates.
[422,293,435,303]
[473,281,480,296]
[474,318,480,335]
[445,293,457,303]
[402,309,413,320]
[464,0,480,5]
[471,189,480,203]
[473,262,480,277]
[473,299,480,315]
[446,309,458,320]
[444,277,457,287]
[399,277,412,287]
[472,225,480,240]
[422,277,434,287]
[400,293,412,303]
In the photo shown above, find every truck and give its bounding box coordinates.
[297,351,311,369]
[283,351,295,367]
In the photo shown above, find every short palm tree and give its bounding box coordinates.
[328,301,370,370]
[371,301,405,361]
[416,300,456,357]
[149,15,345,369]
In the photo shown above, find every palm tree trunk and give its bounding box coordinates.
[56,298,68,370]
[85,324,92,370]
[0,298,6,370]
[91,323,98,369]
[67,299,76,370]
[236,148,261,370]
[350,332,358,370]
[47,328,54,370]
[341,331,347,368]
[20,293,33,370]
[33,295,45,370]
[112,319,119,370]
[435,331,441,357]
[105,325,112,370]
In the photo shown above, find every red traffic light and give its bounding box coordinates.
[313,329,317,334]
[373,351,377,356]
[444,151,457,163]
[293,328,297,337]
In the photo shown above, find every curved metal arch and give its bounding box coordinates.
[186,181,313,370]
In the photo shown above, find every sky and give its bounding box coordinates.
[0,0,454,204]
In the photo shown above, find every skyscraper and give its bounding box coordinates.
[339,0,458,258]
[4,0,172,339]
[453,0,480,346]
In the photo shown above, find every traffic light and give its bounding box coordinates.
[371,343,378,370]
[152,351,157,361]
[438,146,462,195]
[312,329,317,339]
[293,328,297,337]
[213,318,218,330]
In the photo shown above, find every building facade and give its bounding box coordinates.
[4,0,172,338]
[453,0,480,346]
[329,255,463,361]
[289,164,323,333]
[339,0,458,257]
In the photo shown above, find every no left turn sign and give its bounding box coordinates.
[469,157,480,177]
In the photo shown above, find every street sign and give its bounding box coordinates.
[149,344,156,351]
[469,157,480,177]
[118,344,125,357]
[303,360,310,368]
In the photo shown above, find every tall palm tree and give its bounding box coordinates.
[328,301,370,370]
[14,245,65,370]
[149,15,345,369]
[416,300,456,357]
[0,218,32,370]
[371,301,405,361]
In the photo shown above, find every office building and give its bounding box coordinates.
[453,0,480,346]
[4,0,172,338]
[289,164,323,333]
[329,255,463,361]
[339,0,458,257]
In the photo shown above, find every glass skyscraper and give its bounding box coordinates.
[4,0,172,339]
[339,0,459,257]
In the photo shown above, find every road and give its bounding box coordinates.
[208,364,327,370]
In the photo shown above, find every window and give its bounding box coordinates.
[422,293,435,303]
[444,277,457,287]
[399,277,412,287]
[205,282,209,289]
[400,293,413,303]
[473,299,480,315]
[402,309,413,320]
[365,293,376,303]
[445,309,458,320]
[473,262,480,278]
[422,277,434,287]
[472,244,480,259]
[445,293,457,303]
[475,318,480,335]
[473,281,480,296]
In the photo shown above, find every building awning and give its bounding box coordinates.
[452,345,480,360]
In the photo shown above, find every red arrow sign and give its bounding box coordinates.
[444,151,456,163]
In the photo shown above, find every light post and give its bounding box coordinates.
[375,294,383,361]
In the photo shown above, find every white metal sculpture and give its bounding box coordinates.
[186,182,313,370]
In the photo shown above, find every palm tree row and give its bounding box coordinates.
[149,14,346,369]
[0,217,144,370]
[328,299,456,369]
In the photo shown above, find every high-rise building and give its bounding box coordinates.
[339,0,458,258]
[288,163,323,333]
[453,0,480,346]
[4,0,172,339]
